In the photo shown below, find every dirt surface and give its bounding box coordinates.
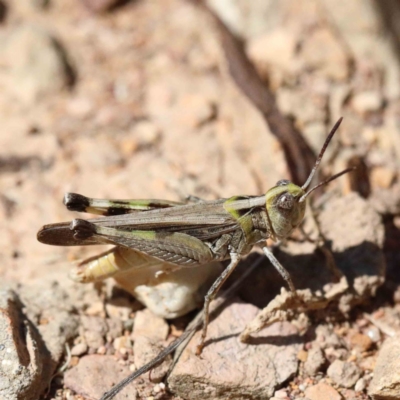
[1,1,400,400]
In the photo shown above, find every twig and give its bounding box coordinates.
[44,343,71,398]
[188,0,317,185]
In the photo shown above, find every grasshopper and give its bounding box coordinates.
[37,117,352,356]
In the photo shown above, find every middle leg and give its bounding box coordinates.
[195,252,241,355]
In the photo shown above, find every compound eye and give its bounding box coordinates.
[276,179,290,186]
[277,193,294,210]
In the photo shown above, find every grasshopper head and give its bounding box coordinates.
[265,180,306,239]
[265,117,354,240]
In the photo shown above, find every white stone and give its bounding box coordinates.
[113,260,224,319]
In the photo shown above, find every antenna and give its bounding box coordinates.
[301,117,343,190]
[299,167,355,202]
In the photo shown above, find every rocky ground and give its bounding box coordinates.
[1,0,400,399]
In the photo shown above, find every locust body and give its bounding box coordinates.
[37,118,351,355]
[71,245,224,319]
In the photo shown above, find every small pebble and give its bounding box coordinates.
[297,349,308,362]
[304,345,326,376]
[370,167,395,189]
[153,383,166,394]
[327,359,362,388]
[298,383,306,391]
[305,382,341,400]
[351,91,383,114]
[274,389,288,398]
[85,302,105,317]
[325,347,348,360]
[134,121,161,146]
[153,386,161,394]
[271,398,288,400]
[70,356,80,367]
[356,318,369,328]
[132,309,169,341]
[113,336,132,351]
[366,326,381,343]
[65,389,76,400]
[348,352,357,362]
[359,355,377,371]
[70,343,88,357]
[349,332,373,352]
[355,377,367,392]
[105,300,132,321]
